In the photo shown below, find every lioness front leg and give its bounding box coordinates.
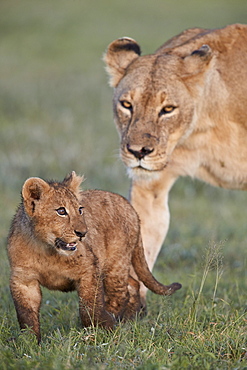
[130,173,177,302]
[10,277,42,343]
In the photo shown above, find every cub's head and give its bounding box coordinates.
[104,37,213,178]
[22,171,87,256]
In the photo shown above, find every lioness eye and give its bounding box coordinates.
[159,105,176,116]
[79,207,84,215]
[56,207,67,216]
[120,100,132,110]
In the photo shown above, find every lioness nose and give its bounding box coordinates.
[127,144,154,160]
[74,230,87,239]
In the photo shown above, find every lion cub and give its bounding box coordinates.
[7,172,181,342]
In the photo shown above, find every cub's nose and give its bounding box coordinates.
[74,230,87,239]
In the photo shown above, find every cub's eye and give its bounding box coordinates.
[159,105,176,116]
[120,100,132,111]
[79,206,84,215]
[56,207,67,216]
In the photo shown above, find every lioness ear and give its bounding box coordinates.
[183,44,213,76]
[22,177,50,216]
[103,37,141,87]
[63,171,84,196]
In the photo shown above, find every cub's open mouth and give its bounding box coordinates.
[55,238,77,252]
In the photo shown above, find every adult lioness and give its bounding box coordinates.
[7,171,181,342]
[104,23,247,302]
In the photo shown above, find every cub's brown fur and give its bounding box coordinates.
[7,172,181,342]
[104,24,247,302]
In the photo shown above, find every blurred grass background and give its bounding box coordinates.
[0,0,246,367]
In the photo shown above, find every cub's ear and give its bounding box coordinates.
[103,37,141,87]
[183,44,213,76]
[63,171,84,196]
[22,177,50,216]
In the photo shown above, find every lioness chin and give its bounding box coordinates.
[7,171,181,343]
[104,23,247,302]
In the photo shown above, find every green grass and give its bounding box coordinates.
[0,0,246,368]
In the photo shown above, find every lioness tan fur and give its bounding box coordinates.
[7,171,181,342]
[104,24,247,302]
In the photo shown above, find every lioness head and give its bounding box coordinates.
[104,37,213,178]
[22,171,87,256]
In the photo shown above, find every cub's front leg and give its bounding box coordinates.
[121,276,143,320]
[103,263,132,320]
[76,270,116,330]
[10,277,42,343]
